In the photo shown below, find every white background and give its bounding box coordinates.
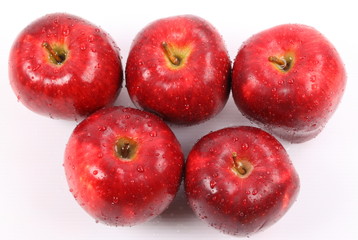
[1,0,357,239]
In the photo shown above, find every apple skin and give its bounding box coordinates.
[9,13,123,120]
[185,126,299,236]
[232,24,346,143]
[125,15,231,125]
[64,106,184,226]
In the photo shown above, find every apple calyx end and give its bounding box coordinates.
[232,152,253,178]
[161,41,181,66]
[268,55,294,72]
[42,42,67,65]
[115,137,138,161]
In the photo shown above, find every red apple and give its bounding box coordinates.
[125,15,231,125]
[185,126,299,236]
[64,106,184,226]
[232,24,346,143]
[9,13,123,120]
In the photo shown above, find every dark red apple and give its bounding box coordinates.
[125,15,231,125]
[9,13,123,120]
[232,24,346,143]
[64,106,184,226]
[185,126,299,236]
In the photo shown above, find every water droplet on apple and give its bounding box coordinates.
[288,78,295,84]
[88,34,94,43]
[80,44,86,50]
[210,180,216,189]
[137,165,144,173]
[91,48,97,53]
[32,64,41,71]
[93,170,98,175]
[252,190,258,195]
[212,196,217,201]
[150,131,157,137]
[63,29,70,36]
[95,28,100,33]
[112,196,119,204]
[241,143,249,151]
[97,153,103,158]
[98,126,107,131]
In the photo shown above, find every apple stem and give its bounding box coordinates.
[120,143,131,159]
[268,56,287,69]
[42,42,63,64]
[161,42,180,66]
[268,55,294,71]
[232,152,247,175]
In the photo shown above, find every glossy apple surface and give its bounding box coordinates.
[185,126,300,236]
[64,106,184,226]
[9,13,123,120]
[232,24,346,143]
[126,15,231,125]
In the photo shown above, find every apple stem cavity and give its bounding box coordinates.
[42,42,66,65]
[120,143,131,159]
[232,152,252,178]
[115,137,138,161]
[268,55,293,71]
[161,42,180,66]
